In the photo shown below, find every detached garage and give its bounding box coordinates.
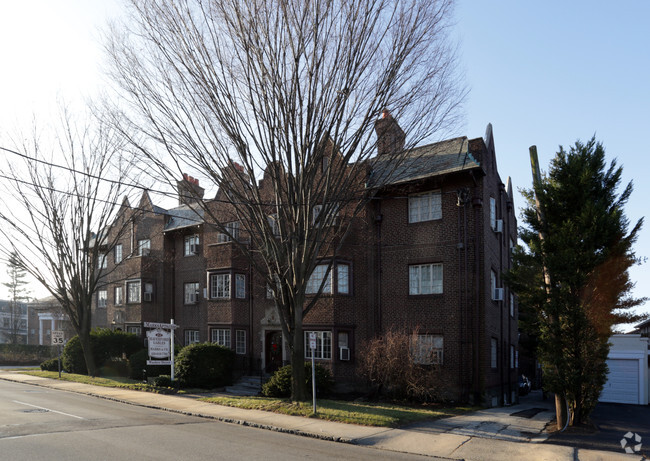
[599,334,649,405]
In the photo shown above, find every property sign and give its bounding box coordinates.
[51,330,65,346]
[147,328,171,358]
[309,332,317,350]
[144,322,179,330]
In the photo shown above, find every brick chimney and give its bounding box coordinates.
[374,109,405,156]
[177,173,205,205]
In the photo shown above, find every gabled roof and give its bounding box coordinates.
[163,205,205,232]
[369,136,481,188]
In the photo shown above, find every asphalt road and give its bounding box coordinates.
[0,379,432,461]
[544,401,650,456]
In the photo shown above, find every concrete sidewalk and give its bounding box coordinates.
[0,370,641,461]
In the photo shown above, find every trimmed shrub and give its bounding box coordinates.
[62,329,144,375]
[40,357,60,372]
[152,375,174,388]
[175,342,235,389]
[61,336,87,374]
[262,362,333,398]
[0,344,58,366]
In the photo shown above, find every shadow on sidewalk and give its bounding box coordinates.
[544,402,650,456]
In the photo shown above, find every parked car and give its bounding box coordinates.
[518,375,531,396]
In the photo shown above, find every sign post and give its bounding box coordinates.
[309,332,317,414]
[144,320,178,381]
[51,330,65,378]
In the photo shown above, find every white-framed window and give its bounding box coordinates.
[115,286,123,306]
[235,274,246,299]
[337,264,349,294]
[211,328,231,348]
[210,273,230,299]
[97,289,107,308]
[408,191,442,223]
[18,319,27,330]
[409,263,443,295]
[235,330,246,355]
[304,331,332,360]
[218,221,240,243]
[267,214,280,237]
[138,239,151,256]
[184,234,200,256]
[115,244,123,264]
[491,270,498,300]
[306,264,331,294]
[490,196,496,230]
[184,282,200,304]
[412,334,443,365]
[126,325,141,336]
[127,280,141,303]
[98,253,107,270]
[491,338,498,369]
[144,282,154,302]
[185,330,200,345]
[312,203,340,226]
[2,317,9,328]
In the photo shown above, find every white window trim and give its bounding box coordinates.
[126,279,141,304]
[115,244,123,264]
[408,191,442,223]
[304,331,332,360]
[184,234,200,256]
[412,334,443,365]
[97,290,107,308]
[235,330,246,355]
[185,330,200,345]
[409,263,443,295]
[184,282,200,304]
[211,328,231,348]
[218,222,240,243]
[210,273,231,299]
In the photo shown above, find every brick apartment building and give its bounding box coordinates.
[93,118,518,405]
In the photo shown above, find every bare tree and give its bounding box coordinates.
[106,0,465,400]
[1,252,31,344]
[0,110,136,376]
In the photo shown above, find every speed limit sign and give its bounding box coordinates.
[51,330,65,345]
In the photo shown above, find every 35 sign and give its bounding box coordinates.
[51,330,65,346]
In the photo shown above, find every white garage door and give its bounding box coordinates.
[599,359,639,404]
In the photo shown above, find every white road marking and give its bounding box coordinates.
[12,400,85,420]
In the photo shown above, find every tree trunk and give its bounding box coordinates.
[555,394,567,430]
[291,299,307,402]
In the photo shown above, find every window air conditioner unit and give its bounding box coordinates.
[141,248,151,256]
[143,292,153,302]
[339,346,350,361]
[190,244,199,255]
[191,292,200,304]
[492,287,504,301]
[494,219,503,233]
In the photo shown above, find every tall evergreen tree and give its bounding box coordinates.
[2,252,31,344]
[507,137,646,425]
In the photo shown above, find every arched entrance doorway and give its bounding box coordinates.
[265,330,283,373]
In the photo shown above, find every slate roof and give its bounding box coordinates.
[163,205,205,232]
[369,136,481,188]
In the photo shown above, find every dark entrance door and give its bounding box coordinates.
[265,330,283,373]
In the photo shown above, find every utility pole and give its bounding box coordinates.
[529,145,567,430]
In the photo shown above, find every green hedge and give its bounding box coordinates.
[262,362,333,398]
[175,342,235,389]
[60,329,143,376]
[0,344,57,365]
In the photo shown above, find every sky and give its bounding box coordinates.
[0,0,648,329]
